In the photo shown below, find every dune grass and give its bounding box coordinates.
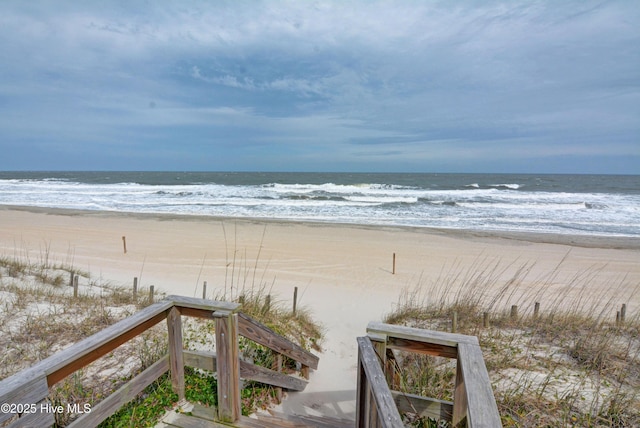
[0,237,323,427]
[384,255,640,427]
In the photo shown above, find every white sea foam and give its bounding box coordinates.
[0,174,638,237]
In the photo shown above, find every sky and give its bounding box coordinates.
[0,1,638,174]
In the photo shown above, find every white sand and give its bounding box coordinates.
[1,206,639,420]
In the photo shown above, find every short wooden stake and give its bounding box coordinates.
[620,304,626,323]
[202,281,207,300]
[483,312,490,328]
[510,305,518,319]
[122,236,127,254]
[149,285,154,303]
[69,271,74,287]
[452,312,458,333]
[263,294,271,314]
[616,311,621,326]
[293,286,298,316]
[392,253,396,274]
[73,275,78,298]
[534,302,540,319]
[133,277,138,298]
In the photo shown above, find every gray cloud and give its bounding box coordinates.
[0,1,638,172]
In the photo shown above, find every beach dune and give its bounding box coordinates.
[1,205,638,419]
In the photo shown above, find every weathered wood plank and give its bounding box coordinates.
[391,390,453,422]
[0,300,172,392]
[0,374,50,424]
[215,313,241,423]
[239,360,308,391]
[67,355,170,428]
[355,337,404,428]
[386,337,458,359]
[456,343,502,428]
[167,307,185,400]
[178,306,218,320]
[160,410,228,428]
[237,312,318,370]
[48,309,170,386]
[184,350,217,372]
[4,408,55,428]
[182,350,308,391]
[453,356,467,426]
[367,322,478,348]
[168,295,240,314]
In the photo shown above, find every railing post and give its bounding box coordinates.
[214,310,241,423]
[167,307,185,400]
[452,352,468,427]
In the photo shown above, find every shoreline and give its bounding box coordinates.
[2,204,638,250]
[1,202,639,419]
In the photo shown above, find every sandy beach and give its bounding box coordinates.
[1,205,639,420]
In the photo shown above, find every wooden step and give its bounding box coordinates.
[157,403,354,428]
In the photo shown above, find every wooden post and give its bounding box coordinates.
[133,277,138,298]
[452,312,458,333]
[392,253,396,275]
[263,294,271,314]
[167,307,185,400]
[621,304,626,323]
[616,311,621,326]
[215,311,241,423]
[202,281,207,300]
[483,312,490,328]
[149,285,154,304]
[293,286,298,316]
[73,275,78,298]
[122,236,127,254]
[510,305,518,320]
[534,302,540,319]
[274,353,283,403]
[69,271,74,287]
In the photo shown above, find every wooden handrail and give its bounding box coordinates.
[356,336,404,428]
[0,295,317,427]
[365,322,501,428]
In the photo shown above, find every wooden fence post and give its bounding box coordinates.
[73,275,78,298]
[149,285,154,304]
[293,286,298,316]
[202,281,207,300]
[263,294,271,314]
[133,277,138,298]
[534,302,540,319]
[621,304,626,323]
[122,236,127,254]
[510,305,518,320]
[214,311,241,423]
[483,312,490,328]
[392,253,396,275]
[452,312,458,333]
[167,307,185,400]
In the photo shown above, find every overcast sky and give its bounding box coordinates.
[0,1,638,174]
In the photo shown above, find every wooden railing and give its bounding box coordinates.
[0,295,318,427]
[357,322,501,428]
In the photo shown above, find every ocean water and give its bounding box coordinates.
[0,172,638,237]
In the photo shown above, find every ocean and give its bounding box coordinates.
[0,172,638,237]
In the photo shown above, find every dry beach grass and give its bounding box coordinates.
[0,206,639,426]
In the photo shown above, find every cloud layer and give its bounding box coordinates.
[1,1,638,173]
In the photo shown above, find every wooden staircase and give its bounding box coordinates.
[157,402,354,428]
